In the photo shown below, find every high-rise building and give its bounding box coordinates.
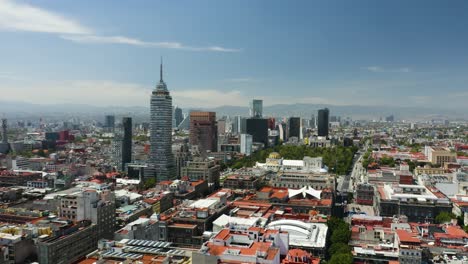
[1,119,7,144]
[173,106,183,128]
[149,59,175,181]
[217,118,226,136]
[104,115,115,132]
[232,116,247,134]
[288,117,301,139]
[246,118,268,146]
[240,134,253,156]
[122,117,132,170]
[267,117,275,130]
[111,132,123,170]
[250,99,263,118]
[317,108,329,137]
[0,119,10,154]
[189,112,218,153]
[385,115,395,122]
[172,139,191,179]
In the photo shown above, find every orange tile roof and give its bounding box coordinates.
[444,226,468,238]
[396,229,420,244]
[214,229,231,240]
[270,190,289,199]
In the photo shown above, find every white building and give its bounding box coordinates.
[59,188,116,239]
[266,219,328,258]
[256,152,327,173]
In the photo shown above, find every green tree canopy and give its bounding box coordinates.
[331,226,351,244]
[144,178,156,189]
[435,211,456,224]
[329,253,353,264]
[328,242,351,256]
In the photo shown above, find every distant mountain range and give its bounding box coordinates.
[1,100,466,121]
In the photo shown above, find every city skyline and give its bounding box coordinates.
[1,0,468,110]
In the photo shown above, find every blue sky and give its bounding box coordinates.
[1,0,468,109]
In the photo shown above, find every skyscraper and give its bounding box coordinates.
[240,134,253,156]
[317,108,330,137]
[173,106,183,128]
[122,117,132,170]
[1,119,8,144]
[246,118,268,146]
[190,112,218,153]
[288,117,301,139]
[104,115,115,132]
[149,60,175,180]
[0,119,9,154]
[250,99,263,118]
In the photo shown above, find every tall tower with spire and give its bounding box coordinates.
[149,59,175,180]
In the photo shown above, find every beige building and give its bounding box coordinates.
[414,165,446,175]
[426,147,456,166]
[181,158,220,189]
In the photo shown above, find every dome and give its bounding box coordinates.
[269,152,281,159]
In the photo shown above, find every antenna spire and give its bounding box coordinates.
[160,56,163,82]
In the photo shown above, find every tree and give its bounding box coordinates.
[144,178,156,189]
[329,253,353,264]
[327,217,347,231]
[328,242,350,255]
[331,226,351,244]
[435,211,456,224]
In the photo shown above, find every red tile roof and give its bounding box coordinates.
[396,229,420,244]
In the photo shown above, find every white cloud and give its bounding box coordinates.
[172,89,336,107]
[172,89,247,107]
[2,80,150,106]
[225,77,256,82]
[0,0,91,34]
[0,71,21,80]
[0,1,240,52]
[447,90,468,97]
[60,34,241,52]
[363,66,411,73]
[1,79,335,108]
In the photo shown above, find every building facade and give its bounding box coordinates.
[288,117,301,139]
[189,112,218,153]
[149,61,176,181]
[246,118,268,146]
[240,133,253,156]
[250,99,263,118]
[122,117,132,171]
[317,108,329,137]
[181,158,221,189]
[59,189,116,239]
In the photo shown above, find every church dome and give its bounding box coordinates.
[269,152,281,159]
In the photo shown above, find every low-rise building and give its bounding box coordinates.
[37,220,98,264]
[426,146,457,166]
[377,184,452,222]
[181,158,221,189]
[193,227,286,264]
[223,174,259,190]
[114,217,160,241]
[271,171,335,190]
[356,183,375,205]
